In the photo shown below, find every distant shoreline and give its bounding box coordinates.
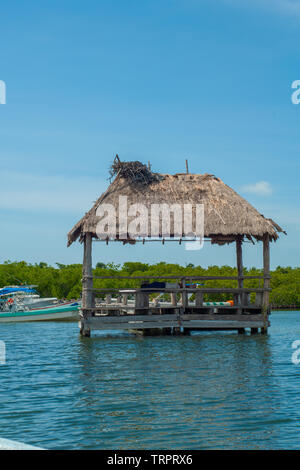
[271,307,300,311]
[1,261,300,309]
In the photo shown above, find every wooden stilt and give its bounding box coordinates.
[171,293,177,306]
[80,324,91,337]
[81,233,93,337]
[236,237,243,290]
[262,234,270,334]
[236,237,243,313]
[195,291,203,307]
[181,278,188,310]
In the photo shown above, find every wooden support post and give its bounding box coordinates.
[243,293,250,307]
[135,291,149,309]
[236,237,243,312]
[82,233,93,308]
[262,233,270,334]
[195,291,203,307]
[80,233,93,337]
[255,292,263,307]
[236,237,243,288]
[233,293,239,308]
[80,324,91,337]
[181,278,188,310]
[171,293,177,306]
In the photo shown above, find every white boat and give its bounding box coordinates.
[0,302,80,322]
[0,286,80,322]
[0,286,58,308]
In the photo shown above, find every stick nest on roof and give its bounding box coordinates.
[109,155,159,184]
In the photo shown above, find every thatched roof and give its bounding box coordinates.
[68,158,285,246]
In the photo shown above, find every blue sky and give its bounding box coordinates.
[0,0,300,269]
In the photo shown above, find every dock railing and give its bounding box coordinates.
[79,275,271,335]
[82,274,270,312]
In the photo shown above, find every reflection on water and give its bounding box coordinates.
[0,312,300,449]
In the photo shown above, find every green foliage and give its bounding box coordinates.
[0,260,298,306]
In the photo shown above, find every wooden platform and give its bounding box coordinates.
[79,252,271,336]
[80,312,267,332]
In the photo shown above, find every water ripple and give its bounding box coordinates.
[0,312,300,449]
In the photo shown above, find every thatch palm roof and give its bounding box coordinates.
[68,159,285,246]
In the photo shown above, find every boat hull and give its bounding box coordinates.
[23,297,58,309]
[0,304,79,322]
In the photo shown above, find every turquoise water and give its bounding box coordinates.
[0,311,300,450]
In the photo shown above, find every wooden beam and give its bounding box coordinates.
[83,314,266,331]
[236,237,243,289]
[91,287,270,294]
[262,233,270,333]
[92,275,264,280]
[82,233,93,310]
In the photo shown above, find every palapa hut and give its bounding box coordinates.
[68,156,285,337]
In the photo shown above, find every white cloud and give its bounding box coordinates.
[0,170,106,214]
[241,181,273,196]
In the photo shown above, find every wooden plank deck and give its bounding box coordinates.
[81,313,266,331]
